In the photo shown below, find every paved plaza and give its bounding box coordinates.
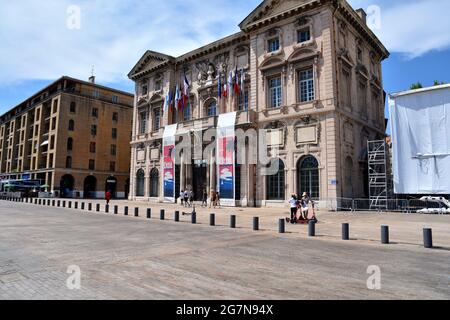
[0,199,449,300]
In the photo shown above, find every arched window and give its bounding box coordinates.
[206,100,217,117]
[298,155,319,199]
[136,169,145,197]
[67,138,73,151]
[66,156,72,168]
[149,168,159,197]
[68,119,75,131]
[266,159,285,200]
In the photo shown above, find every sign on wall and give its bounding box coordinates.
[163,124,177,202]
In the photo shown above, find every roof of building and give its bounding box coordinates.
[389,83,450,98]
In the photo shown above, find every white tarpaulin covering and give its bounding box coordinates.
[389,85,450,194]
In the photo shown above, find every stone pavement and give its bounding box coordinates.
[0,200,449,300]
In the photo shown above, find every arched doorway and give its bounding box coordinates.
[297,155,320,199]
[149,168,159,197]
[83,175,97,199]
[344,157,354,198]
[266,159,285,200]
[136,169,145,197]
[60,174,75,198]
[105,176,117,198]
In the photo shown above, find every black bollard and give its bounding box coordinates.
[62,201,66,207]
[134,207,139,217]
[105,204,109,213]
[342,223,349,240]
[88,203,92,211]
[381,225,389,244]
[253,217,259,231]
[279,219,285,234]
[423,228,433,248]
[52,200,56,207]
[74,202,78,209]
[38,199,42,205]
[57,200,60,207]
[68,201,72,209]
[308,220,316,237]
[174,211,180,222]
[124,206,128,216]
[210,214,215,226]
[146,208,151,219]
[191,212,197,224]
[114,205,118,215]
[96,204,100,212]
[81,202,85,210]
[230,215,236,228]
[160,209,165,220]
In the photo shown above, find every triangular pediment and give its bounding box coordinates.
[128,50,175,80]
[239,0,312,30]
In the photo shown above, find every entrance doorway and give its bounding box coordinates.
[192,160,207,201]
[83,175,97,199]
[105,176,117,198]
[60,174,75,198]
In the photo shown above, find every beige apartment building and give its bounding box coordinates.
[0,76,134,198]
[128,0,389,207]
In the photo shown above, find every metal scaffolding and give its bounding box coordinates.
[368,140,389,211]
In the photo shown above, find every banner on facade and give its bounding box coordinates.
[217,112,237,206]
[163,124,178,202]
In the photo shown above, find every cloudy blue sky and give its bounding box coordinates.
[1,0,450,126]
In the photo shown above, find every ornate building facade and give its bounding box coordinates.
[128,0,389,207]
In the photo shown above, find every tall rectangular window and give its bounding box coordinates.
[91,124,97,136]
[92,90,100,99]
[238,89,249,111]
[183,104,191,122]
[298,68,314,102]
[269,77,282,108]
[268,38,280,53]
[89,159,95,170]
[112,96,119,103]
[139,111,147,134]
[297,28,311,43]
[153,108,161,131]
[92,108,98,118]
[112,112,118,123]
[90,142,96,153]
[109,161,116,172]
[111,144,117,156]
[112,128,117,139]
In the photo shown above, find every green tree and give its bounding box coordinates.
[433,80,445,86]
[410,82,423,90]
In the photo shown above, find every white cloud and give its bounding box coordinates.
[0,0,448,87]
[350,0,450,58]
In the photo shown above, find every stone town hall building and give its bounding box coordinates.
[128,0,389,207]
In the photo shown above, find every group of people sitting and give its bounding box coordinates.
[287,192,317,224]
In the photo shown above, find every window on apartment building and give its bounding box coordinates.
[66,156,72,169]
[89,159,95,170]
[68,120,75,131]
[269,76,282,108]
[153,108,161,131]
[297,27,311,43]
[92,108,98,118]
[109,161,116,172]
[51,117,56,130]
[53,100,58,113]
[112,112,119,123]
[112,128,117,139]
[141,84,148,96]
[70,102,76,113]
[111,144,117,156]
[49,154,54,168]
[154,79,162,92]
[139,111,147,134]
[268,38,280,53]
[91,124,97,136]
[35,111,40,121]
[298,68,315,103]
[183,103,191,122]
[238,88,249,111]
[67,138,73,151]
[90,142,96,153]
[341,68,352,109]
[93,90,100,99]
[112,96,119,103]
[34,124,39,136]
[50,135,55,149]
[206,101,217,117]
